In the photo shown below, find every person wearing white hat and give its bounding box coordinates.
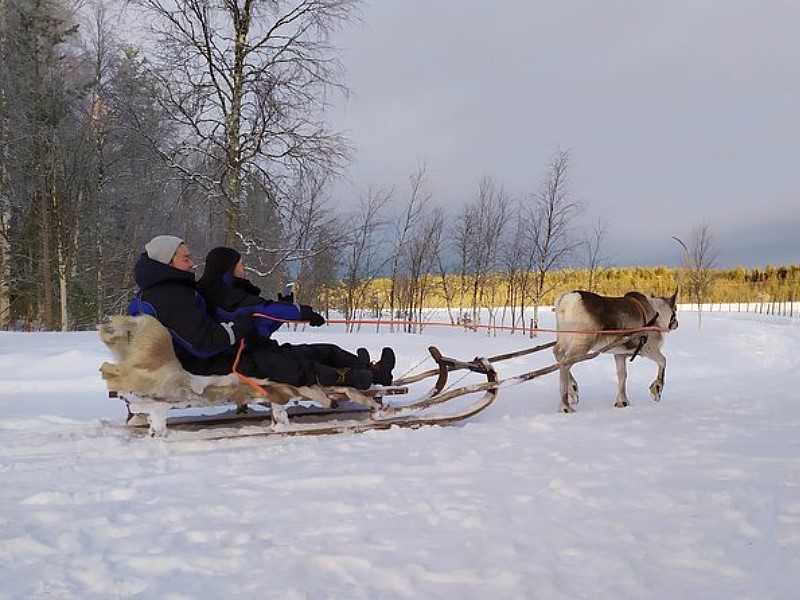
[143,235,180,265]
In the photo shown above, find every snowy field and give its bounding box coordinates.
[1,309,799,599]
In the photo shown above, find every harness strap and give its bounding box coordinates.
[628,296,649,325]
[231,339,277,401]
[630,312,660,362]
[626,296,657,362]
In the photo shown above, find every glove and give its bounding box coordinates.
[278,282,295,303]
[232,313,260,347]
[300,304,325,327]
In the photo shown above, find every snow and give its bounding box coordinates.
[1,309,799,599]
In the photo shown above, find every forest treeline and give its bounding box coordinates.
[318,263,800,327]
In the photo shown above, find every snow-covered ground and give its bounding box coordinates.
[1,309,799,599]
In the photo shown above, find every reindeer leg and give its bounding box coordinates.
[614,354,630,408]
[568,372,579,406]
[559,364,576,413]
[649,350,667,402]
[555,340,581,413]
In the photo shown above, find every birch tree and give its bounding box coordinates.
[527,149,581,333]
[132,0,358,249]
[340,186,391,330]
[674,221,717,329]
[0,0,11,327]
[1,0,83,329]
[454,176,509,327]
[388,163,428,329]
[501,205,535,333]
[267,172,345,302]
[401,208,443,332]
[582,218,608,292]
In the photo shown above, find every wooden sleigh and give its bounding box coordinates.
[98,314,646,439]
[98,315,500,438]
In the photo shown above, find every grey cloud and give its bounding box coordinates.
[330,1,800,267]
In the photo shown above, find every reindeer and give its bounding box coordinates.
[553,290,679,412]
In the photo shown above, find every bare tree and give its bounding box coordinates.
[582,218,609,292]
[79,0,121,326]
[527,149,582,334]
[452,201,477,325]
[388,163,428,329]
[131,0,359,248]
[0,0,85,329]
[96,45,184,317]
[454,176,509,327]
[300,216,344,315]
[287,174,346,304]
[0,0,211,330]
[500,203,536,334]
[434,243,459,326]
[674,221,718,329]
[340,185,392,330]
[0,0,11,327]
[399,207,444,333]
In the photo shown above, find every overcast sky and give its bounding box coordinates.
[328,1,799,268]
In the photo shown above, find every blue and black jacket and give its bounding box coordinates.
[129,252,248,375]
[196,246,304,343]
[208,278,303,340]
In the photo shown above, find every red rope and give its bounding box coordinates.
[231,339,273,400]
[250,313,666,335]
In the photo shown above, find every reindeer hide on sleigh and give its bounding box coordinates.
[98,315,343,412]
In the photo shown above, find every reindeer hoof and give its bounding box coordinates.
[650,383,663,402]
[561,405,575,414]
[615,400,629,408]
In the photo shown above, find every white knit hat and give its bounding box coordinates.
[145,235,184,265]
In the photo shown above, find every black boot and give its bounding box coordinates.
[371,347,395,386]
[316,365,370,390]
[336,367,372,390]
[356,347,371,367]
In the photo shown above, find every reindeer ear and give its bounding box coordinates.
[669,288,679,307]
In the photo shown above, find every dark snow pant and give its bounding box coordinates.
[239,342,372,389]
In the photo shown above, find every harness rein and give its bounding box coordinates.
[628,296,660,362]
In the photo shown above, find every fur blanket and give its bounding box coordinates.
[98,315,332,407]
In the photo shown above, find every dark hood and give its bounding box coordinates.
[198,247,262,308]
[134,252,196,291]
[199,247,241,290]
[197,247,240,308]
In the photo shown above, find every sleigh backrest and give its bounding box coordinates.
[99,315,191,396]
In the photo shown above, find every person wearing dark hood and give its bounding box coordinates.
[197,246,318,341]
[129,236,393,389]
[196,246,395,387]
